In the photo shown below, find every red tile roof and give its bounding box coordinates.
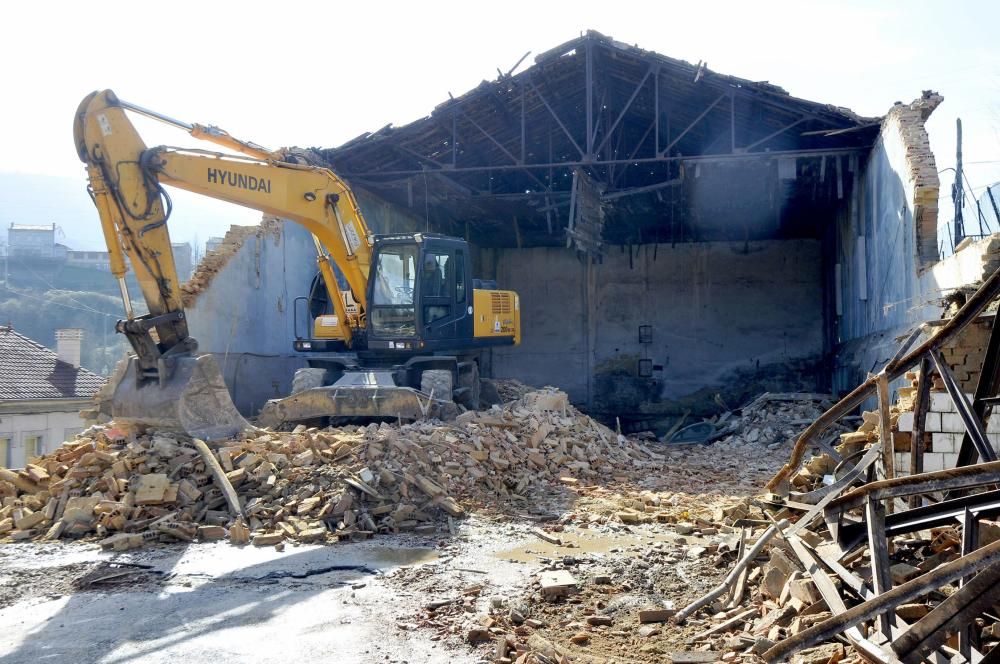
[0,326,105,401]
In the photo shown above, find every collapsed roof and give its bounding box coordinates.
[320,30,880,248]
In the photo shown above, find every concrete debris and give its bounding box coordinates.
[0,389,663,549]
[681,267,1000,664]
[667,393,836,447]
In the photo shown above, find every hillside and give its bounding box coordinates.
[0,259,144,375]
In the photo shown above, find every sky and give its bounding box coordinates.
[1,0,999,251]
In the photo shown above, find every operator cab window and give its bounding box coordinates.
[371,245,418,337]
[422,253,451,325]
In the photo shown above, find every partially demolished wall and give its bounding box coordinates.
[835,93,944,391]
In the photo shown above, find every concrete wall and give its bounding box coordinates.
[0,406,87,468]
[184,188,426,416]
[835,95,943,391]
[483,239,825,418]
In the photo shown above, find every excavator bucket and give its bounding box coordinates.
[93,355,253,441]
[256,370,460,429]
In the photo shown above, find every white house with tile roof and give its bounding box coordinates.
[0,326,105,468]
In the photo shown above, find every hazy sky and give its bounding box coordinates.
[2,0,999,250]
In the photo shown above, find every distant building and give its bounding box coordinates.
[8,223,57,258]
[172,242,193,281]
[66,249,111,270]
[65,242,192,280]
[206,236,225,253]
[0,326,104,468]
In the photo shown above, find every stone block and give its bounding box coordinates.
[924,412,941,433]
[897,411,914,432]
[943,453,959,469]
[931,433,958,454]
[930,392,954,413]
[539,570,577,598]
[923,453,945,472]
[940,413,966,434]
[896,603,930,621]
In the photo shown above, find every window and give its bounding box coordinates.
[455,251,466,303]
[373,245,417,306]
[421,252,452,327]
[420,253,450,299]
[424,305,450,325]
[0,438,8,468]
[23,435,41,461]
[371,245,418,337]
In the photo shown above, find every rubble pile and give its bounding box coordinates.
[711,392,837,448]
[0,389,664,551]
[490,378,538,404]
[677,365,1000,662]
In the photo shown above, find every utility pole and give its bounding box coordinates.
[953,118,965,248]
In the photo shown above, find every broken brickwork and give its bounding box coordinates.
[882,91,943,270]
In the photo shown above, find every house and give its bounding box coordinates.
[67,242,193,280]
[8,223,57,258]
[0,326,104,468]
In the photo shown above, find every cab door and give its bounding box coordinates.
[419,245,471,343]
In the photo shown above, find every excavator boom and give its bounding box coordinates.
[75,90,375,438]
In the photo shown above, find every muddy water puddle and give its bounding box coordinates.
[365,545,439,568]
[495,527,708,563]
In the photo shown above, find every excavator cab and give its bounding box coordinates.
[295,234,477,353]
[366,234,474,351]
[265,233,520,427]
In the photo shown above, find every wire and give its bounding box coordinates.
[9,253,118,317]
[0,283,118,318]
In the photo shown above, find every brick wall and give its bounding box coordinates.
[882,92,942,270]
[940,317,991,390]
[889,318,993,474]
[894,389,1000,474]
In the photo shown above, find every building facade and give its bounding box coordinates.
[8,223,57,258]
[0,326,104,468]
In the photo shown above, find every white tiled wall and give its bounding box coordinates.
[894,391,1000,475]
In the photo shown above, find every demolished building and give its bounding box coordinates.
[8,29,1000,664]
[183,31,991,435]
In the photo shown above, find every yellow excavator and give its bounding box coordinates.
[75,90,520,439]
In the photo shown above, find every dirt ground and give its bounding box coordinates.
[0,435,787,664]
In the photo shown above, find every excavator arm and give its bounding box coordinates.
[74,89,375,438]
[75,90,373,361]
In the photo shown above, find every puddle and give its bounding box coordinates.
[495,527,705,563]
[364,546,438,568]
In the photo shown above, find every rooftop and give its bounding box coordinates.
[9,223,56,232]
[0,326,105,401]
[320,30,881,247]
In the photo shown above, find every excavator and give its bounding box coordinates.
[74,90,520,440]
